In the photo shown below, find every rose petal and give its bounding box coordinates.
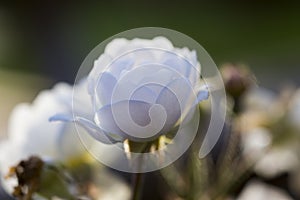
[50,114,118,144]
[111,65,175,103]
[75,116,121,143]
[155,78,193,133]
[130,85,157,104]
[163,54,192,78]
[104,37,173,59]
[137,68,179,95]
[197,89,209,103]
[88,54,112,95]
[174,48,200,83]
[95,100,167,141]
[105,38,129,57]
[95,72,117,106]
[107,57,134,79]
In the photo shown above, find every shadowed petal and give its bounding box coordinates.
[95,72,117,106]
[50,114,119,144]
[155,79,190,133]
[95,100,167,141]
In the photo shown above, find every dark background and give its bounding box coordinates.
[0,0,299,88]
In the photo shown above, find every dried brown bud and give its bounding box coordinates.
[6,156,44,200]
[221,64,254,99]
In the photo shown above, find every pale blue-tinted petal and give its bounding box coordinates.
[107,57,134,78]
[50,114,119,144]
[49,113,74,122]
[95,72,117,106]
[174,47,198,66]
[72,78,94,120]
[125,49,156,66]
[118,64,165,85]
[95,104,126,138]
[110,81,137,104]
[110,65,174,103]
[75,116,121,143]
[156,77,195,108]
[137,68,177,95]
[197,89,209,103]
[155,79,187,134]
[130,85,157,104]
[95,100,167,141]
[178,87,209,124]
[130,37,173,51]
[163,55,192,78]
[104,38,129,57]
[173,48,201,85]
[88,54,112,95]
[140,68,175,84]
[95,100,151,135]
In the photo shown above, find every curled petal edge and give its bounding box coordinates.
[49,114,122,144]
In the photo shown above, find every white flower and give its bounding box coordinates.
[52,37,208,143]
[243,87,277,112]
[254,147,299,178]
[0,80,91,192]
[237,180,293,200]
[241,127,271,161]
[288,89,300,130]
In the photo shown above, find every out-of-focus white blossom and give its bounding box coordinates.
[288,89,300,130]
[240,87,300,178]
[92,169,131,200]
[0,80,91,193]
[237,180,293,200]
[254,148,299,178]
[242,127,272,161]
[239,88,277,133]
[243,87,276,112]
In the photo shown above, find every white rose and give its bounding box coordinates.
[0,80,91,192]
[52,36,208,143]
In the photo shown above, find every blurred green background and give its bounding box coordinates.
[0,0,299,132]
[0,0,299,87]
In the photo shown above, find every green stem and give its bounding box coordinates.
[129,141,152,200]
[131,172,144,200]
